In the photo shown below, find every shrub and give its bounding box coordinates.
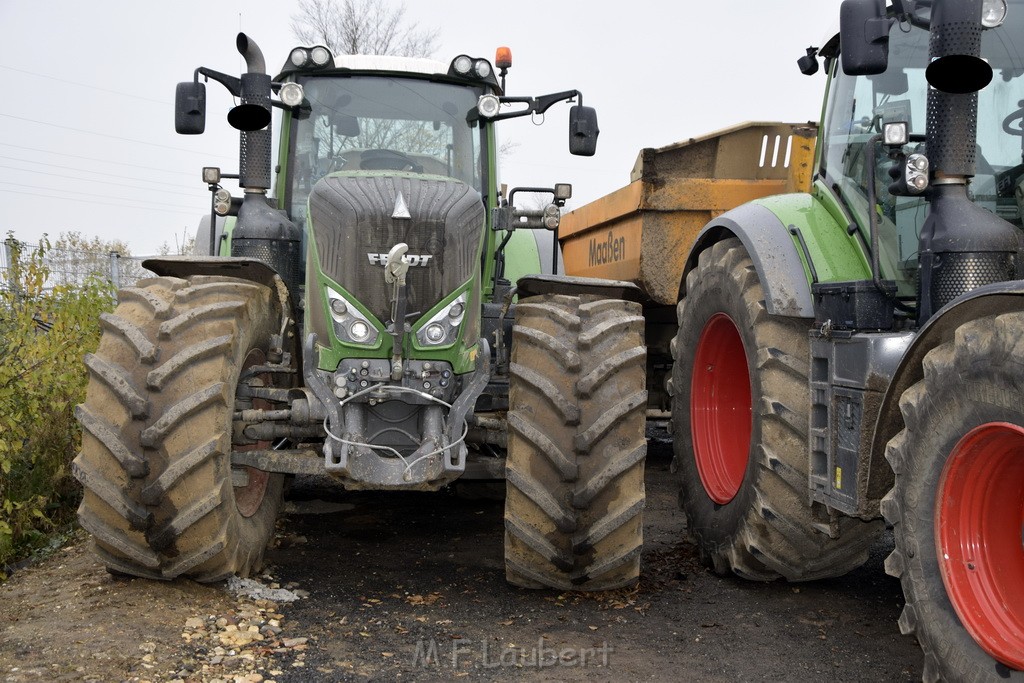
[0,236,114,574]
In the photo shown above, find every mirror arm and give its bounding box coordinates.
[196,67,242,98]
[488,89,581,122]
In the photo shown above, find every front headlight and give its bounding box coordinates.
[477,94,501,119]
[327,288,380,346]
[981,0,1008,28]
[415,293,468,347]
[278,82,305,107]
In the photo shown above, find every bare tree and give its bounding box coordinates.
[291,0,437,57]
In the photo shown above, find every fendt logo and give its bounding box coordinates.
[367,253,434,267]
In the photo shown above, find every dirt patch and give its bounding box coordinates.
[0,540,311,682]
[0,433,922,682]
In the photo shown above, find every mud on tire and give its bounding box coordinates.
[883,312,1024,681]
[73,275,288,582]
[504,295,647,591]
[670,238,881,581]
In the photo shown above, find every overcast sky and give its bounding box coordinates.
[0,1,841,255]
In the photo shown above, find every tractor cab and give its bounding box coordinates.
[817,0,1024,304]
[277,54,493,235]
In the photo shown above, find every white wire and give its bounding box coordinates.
[321,382,468,480]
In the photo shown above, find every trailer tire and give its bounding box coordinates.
[73,275,288,582]
[883,313,1024,680]
[670,238,881,581]
[505,295,647,591]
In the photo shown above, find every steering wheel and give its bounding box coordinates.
[359,149,424,173]
[1002,100,1024,138]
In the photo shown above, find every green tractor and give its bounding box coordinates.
[72,34,646,592]
[668,0,1024,678]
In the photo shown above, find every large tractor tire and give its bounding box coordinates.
[504,295,647,591]
[883,312,1024,681]
[73,275,288,582]
[670,238,881,581]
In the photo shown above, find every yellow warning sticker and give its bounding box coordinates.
[834,467,843,490]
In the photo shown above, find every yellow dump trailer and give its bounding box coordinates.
[560,121,817,406]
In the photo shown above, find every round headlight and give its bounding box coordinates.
[290,48,309,68]
[452,55,473,75]
[279,82,304,107]
[448,302,464,320]
[213,188,232,216]
[477,95,500,119]
[330,298,348,316]
[981,0,1008,27]
[474,59,493,79]
[310,46,332,66]
[424,323,446,343]
[543,203,560,230]
[349,320,371,342]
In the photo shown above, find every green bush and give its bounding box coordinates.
[0,236,114,574]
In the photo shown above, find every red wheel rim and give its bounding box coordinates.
[690,313,752,504]
[234,349,271,519]
[936,421,1024,669]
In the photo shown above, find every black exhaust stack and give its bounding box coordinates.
[229,33,302,300]
[916,0,1018,322]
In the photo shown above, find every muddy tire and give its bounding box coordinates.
[73,275,288,582]
[883,313,1024,681]
[670,238,880,581]
[504,295,647,591]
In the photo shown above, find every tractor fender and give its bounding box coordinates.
[516,273,646,303]
[681,203,815,318]
[143,256,295,336]
[143,256,285,291]
[868,281,1024,493]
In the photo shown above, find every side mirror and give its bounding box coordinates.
[569,105,599,157]
[840,0,893,75]
[175,81,207,134]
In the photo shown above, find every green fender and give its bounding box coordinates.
[682,187,872,317]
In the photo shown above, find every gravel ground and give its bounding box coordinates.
[0,428,923,682]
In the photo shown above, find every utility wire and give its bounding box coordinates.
[0,112,235,158]
[0,188,203,217]
[0,162,203,195]
[0,142,199,177]
[0,65,171,105]
[0,181,207,212]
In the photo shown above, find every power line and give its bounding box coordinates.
[0,142,199,177]
[0,181,207,212]
[0,162,204,195]
[0,112,235,158]
[0,188,204,217]
[0,65,171,105]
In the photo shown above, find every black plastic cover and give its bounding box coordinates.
[813,280,897,330]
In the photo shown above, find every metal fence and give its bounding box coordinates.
[0,239,156,293]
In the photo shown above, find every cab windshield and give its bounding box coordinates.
[821,5,1024,295]
[288,75,485,224]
